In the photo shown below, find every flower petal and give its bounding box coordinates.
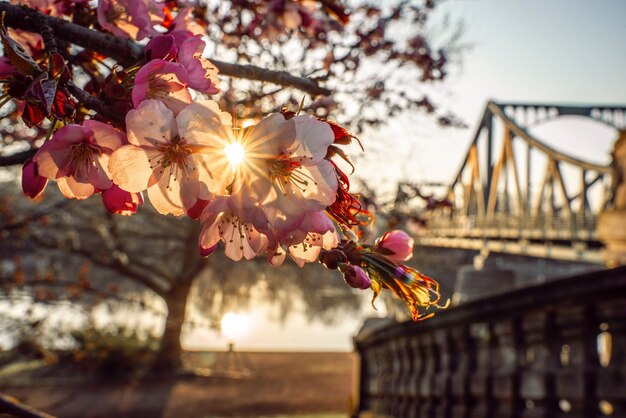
[108,145,157,193]
[126,99,177,147]
[147,166,185,215]
[83,120,126,151]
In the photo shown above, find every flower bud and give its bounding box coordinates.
[21,158,47,199]
[338,264,371,290]
[319,248,347,270]
[101,184,143,216]
[375,230,414,263]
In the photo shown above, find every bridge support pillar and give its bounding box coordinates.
[453,257,516,304]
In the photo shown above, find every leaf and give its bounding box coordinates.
[0,13,40,76]
[25,72,57,113]
[22,101,46,127]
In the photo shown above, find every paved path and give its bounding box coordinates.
[1,352,356,418]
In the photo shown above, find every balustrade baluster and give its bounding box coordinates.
[434,329,455,418]
[450,325,474,418]
[554,305,595,418]
[418,332,437,418]
[469,322,494,418]
[492,319,522,418]
[520,311,557,418]
[595,299,626,417]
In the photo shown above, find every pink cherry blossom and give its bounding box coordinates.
[339,264,371,290]
[232,113,338,216]
[132,60,192,115]
[101,184,143,215]
[268,210,339,267]
[198,197,270,261]
[170,8,205,36]
[33,121,126,199]
[375,230,414,263]
[108,99,233,216]
[177,36,220,94]
[97,0,162,40]
[21,158,47,199]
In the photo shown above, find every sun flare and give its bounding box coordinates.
[221,312,249,342]
[224,142,245,169]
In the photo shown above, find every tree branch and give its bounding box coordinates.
[0,149,36,167]
[0,3,331,96]
[66,82,122,121]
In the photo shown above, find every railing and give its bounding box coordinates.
[353,266,626,418]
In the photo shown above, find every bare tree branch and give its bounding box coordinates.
[0,3,331,96]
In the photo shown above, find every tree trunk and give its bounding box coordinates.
[153,278,193,371]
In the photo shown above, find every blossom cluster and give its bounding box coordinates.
[6,0,447,321]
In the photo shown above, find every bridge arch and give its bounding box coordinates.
[415,101,626,263]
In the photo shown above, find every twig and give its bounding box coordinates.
[66,82,122,121]
[0,3,331,96]
[0,393,56,418]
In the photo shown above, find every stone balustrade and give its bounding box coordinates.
[353,266,626,418]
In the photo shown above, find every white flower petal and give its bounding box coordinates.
[126,100,177,147]
[147,166,185,215]
[109,145,158,193]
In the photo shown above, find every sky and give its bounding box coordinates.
[185,0,626,352]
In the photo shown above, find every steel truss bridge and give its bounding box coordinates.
[413,101,626,264]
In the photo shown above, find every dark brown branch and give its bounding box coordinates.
[66,82,122,121]
[0,393,55,418]
[210,59,331,96]
[0,3,331,96]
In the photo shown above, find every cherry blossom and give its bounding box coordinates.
[233,113,338,216]
[198,197,270,261]
[144,35,220,96]
[169,8,205,36]
[33,121,125,199]
[177,36,220,94]
[132,60,192,115]
[375,230,414,263]
[97,0,162,40]
[269,210,339,267]
[108,99,233,216]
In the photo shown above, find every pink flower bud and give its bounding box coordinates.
[375,230,414,263]
[21,158,47,199]
[339,264,371,290]
[101,184,143,216]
